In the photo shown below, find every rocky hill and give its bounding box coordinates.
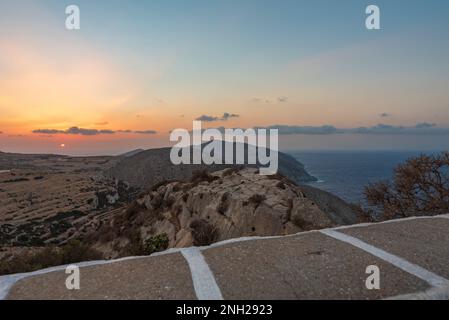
[106,142,317,190]
[118,149,144,158]
[91,168,362,258]
[106,143,358,226]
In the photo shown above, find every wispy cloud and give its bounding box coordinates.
[379,113,390,118]
[252,98,271,104]
[32,127,115,136]
[252,97,288,104]
[258,125,338,135]
[257,123,449,135]
[195,112,239,122]
[134,130,157,134]
[278,97,288,103]
[222,112,239,120]
[185,122,449,136]
[8,134,26,138]
[32,127,157,136]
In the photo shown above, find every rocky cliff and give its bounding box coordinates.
[93,168,361,258]
[106,143,317,190]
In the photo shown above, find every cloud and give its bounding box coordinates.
[195,113,239,122]
[65,127,115,136]
[379,113,390,118]
[252,98,271,104]
[32,127,157,136]
[256,123,449,135]
[252,97,288,104]
[415,122,436,129]
[0,131,3,134]
[8,134,26,138]
[196,115,219,122]
[134,130,157,134]
[32,129,62,135]
[221,112,239,120]
[94,121,109,126]
[258,125,339,135]
[278,97,288,103]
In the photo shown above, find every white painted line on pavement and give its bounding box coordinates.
[386,285,449,300]
[0,254,157,300]
[320,229,449,288]
[332,215,444,231]
[2,214,448,300]
[181,247,223,300]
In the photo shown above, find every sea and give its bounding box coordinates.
[289,150,440,206]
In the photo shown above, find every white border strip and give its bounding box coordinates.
[320,229,449,288]
[181,248,223,300]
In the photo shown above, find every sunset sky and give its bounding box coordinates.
[1,0,449,155]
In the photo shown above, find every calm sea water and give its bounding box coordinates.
[289,150,436,205]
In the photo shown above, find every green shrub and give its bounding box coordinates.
[143,234,169,255]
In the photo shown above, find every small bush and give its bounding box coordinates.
[1,178,29,183]
[151,180,173,192]
[276,181,286,189]
[94,224,114,243]
[191,170,218,185]
[121,233,144,256]
[150,193,164,210]
[267,173,297,186]
[60,239,103,263]
[0,241,103,276]
[217,192,230,215]
[364,151,449,219]
[164,195,176,208]
[143,234,169,255]
[248,194,266,208]
[125,201,143,219]
[222,166,244,177]
[190,219,219,246]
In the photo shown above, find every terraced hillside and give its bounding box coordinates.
[0,154,138,258]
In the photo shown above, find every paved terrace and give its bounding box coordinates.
[1,214,449,300]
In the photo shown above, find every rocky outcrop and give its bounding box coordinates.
[94,168,359,258]
[105,144,360,228]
